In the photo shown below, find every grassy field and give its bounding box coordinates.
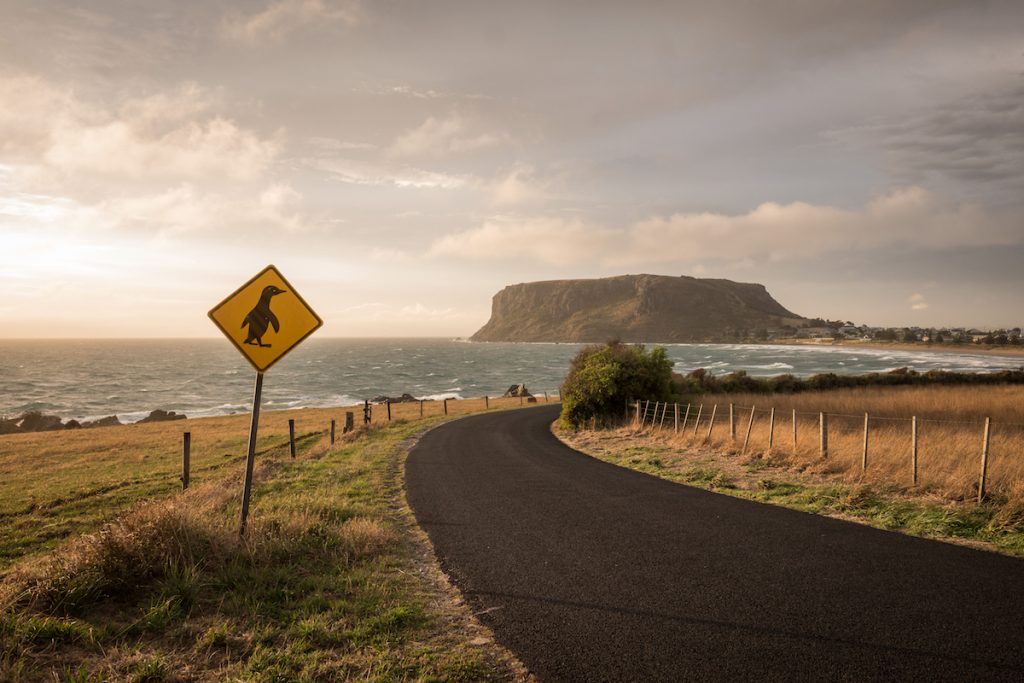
[0,400,538,681]
[0,395,551,574]
[561,385,1024,556]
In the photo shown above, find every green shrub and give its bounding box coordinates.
[559,341,673,428]
[673,366,1024,395]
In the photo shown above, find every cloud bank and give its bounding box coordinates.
[430,187,1019,266]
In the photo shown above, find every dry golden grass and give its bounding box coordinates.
[0,394,557,573]
[636,385,1024,502]
[1,406,534,680]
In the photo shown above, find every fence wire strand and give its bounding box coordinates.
[636,401,1024,428]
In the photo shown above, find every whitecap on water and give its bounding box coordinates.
[420,391,463,400]
[749,362,794,370]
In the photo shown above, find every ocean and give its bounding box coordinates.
[1,339,1021,423]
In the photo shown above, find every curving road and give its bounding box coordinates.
[405,405,1024,681]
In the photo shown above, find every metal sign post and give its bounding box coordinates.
[208,265,322,536]
[238,371,264,535]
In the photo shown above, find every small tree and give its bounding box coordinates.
[559,341,673,428]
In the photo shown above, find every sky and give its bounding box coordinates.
[1,0,1022,338]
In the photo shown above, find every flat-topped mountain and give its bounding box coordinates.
[470,274,806,343]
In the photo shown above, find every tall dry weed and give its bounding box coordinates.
[2,484,238,615]
[634,385,1024,503]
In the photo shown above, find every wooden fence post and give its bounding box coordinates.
[742,405,755,453]
[729,404,736,440]
[705,404,717,441]
[484,396,489,410]
[674,403,679,433]
[682,403,691,432]
[331,419,336,445]
[420,399,425,417]
[544,392,549,402]
[692,404,703,437]
[288,419,296,458]
[862,413,869,471]
[345,411,354,433]
[386,400,392,421]
[182,432,190,490]
[444,398,448,415]
[768,407,775,451]
[363,400,371,424]
[634,400,640,426]
[819,412,828,459]
[911,416,918,485]
[978,417,991,503]
[792,409,798,454]
[642,400,650,427]
[660,402,669,429]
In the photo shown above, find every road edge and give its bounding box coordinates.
[389,418,536,682]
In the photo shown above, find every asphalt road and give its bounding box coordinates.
[405,404,1024,682]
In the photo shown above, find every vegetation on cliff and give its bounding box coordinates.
[472,274,806,343]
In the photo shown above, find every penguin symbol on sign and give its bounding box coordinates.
[242,285,286,347]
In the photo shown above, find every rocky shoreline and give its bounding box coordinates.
[0,409,187,435]
[1,382,540,435]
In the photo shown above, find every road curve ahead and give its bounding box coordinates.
[406,405,1024,682]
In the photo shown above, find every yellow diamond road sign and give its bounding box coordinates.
[208,265,323,373]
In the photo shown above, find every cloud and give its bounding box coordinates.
[224,0,360,44]
[909,293,929,311]
[429,216,615,265]
[388,114,505,158]
[99,183,308,235]
[0,76,280,182]
[368,247,412,263]
[0,76,82,161]
[0,182,310,238]
[309,157,467,189]
[400,303,456,319]
[307,136,376,152]
[830,81,1024,197]
[334,301,455,321]
[429,187,1021,267]
[492,164,549,205]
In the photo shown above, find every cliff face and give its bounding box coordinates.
[470,275,806,342]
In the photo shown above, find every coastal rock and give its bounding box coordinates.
[64,420,82,430]
[503,384,533,398]
[470,274,806,343]
[371,393,419,404]
[18,412,65,432]
[137,409,186,424]
[82,416,122,429]
[0,419,23,435]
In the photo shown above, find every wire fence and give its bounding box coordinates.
[629,399,1024,502]
[172,391,562,490]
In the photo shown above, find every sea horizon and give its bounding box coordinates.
[2,338,1022,425]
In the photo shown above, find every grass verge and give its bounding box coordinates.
[0,412,530,681]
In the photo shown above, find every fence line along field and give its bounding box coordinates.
[631,385,1024,503]
[0,393,555,574]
